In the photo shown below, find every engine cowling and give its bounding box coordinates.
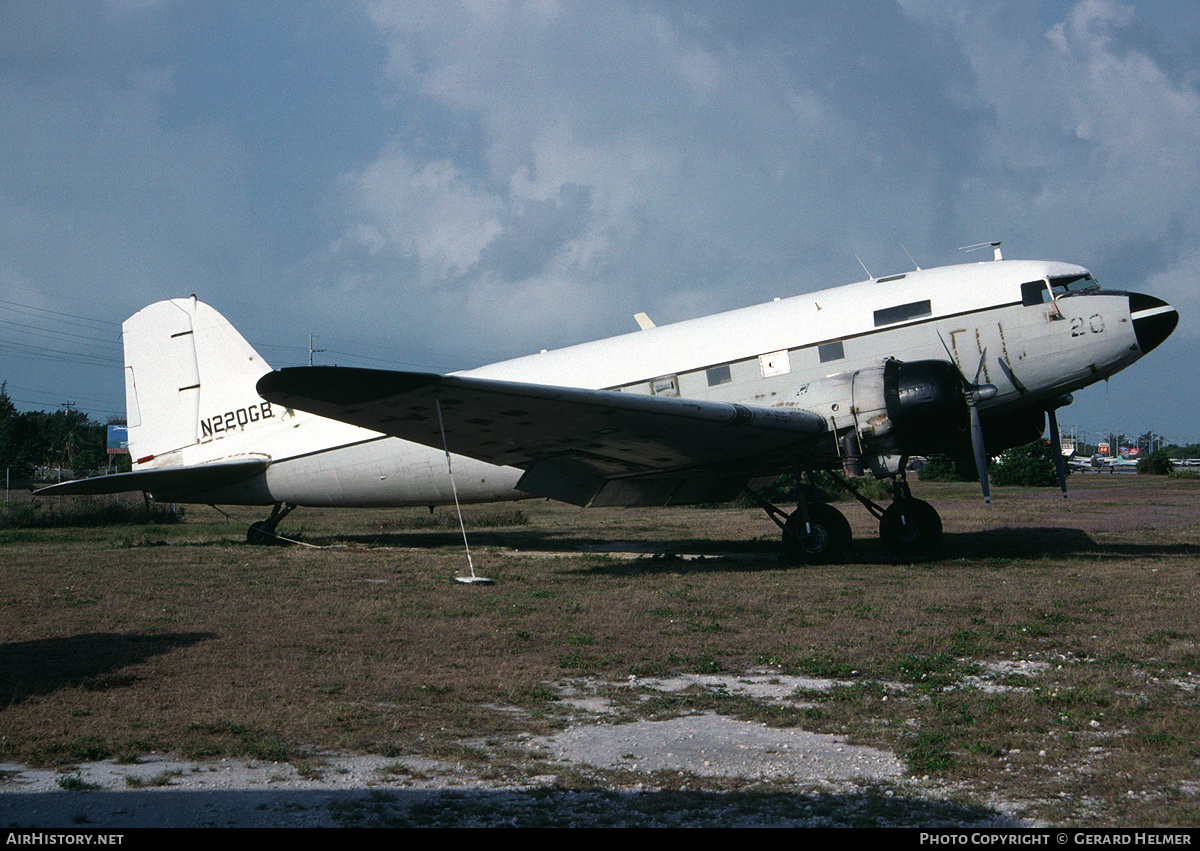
[791,358,970,476]
[881,359,970,454]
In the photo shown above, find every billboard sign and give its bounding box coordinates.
[107,425,129,454]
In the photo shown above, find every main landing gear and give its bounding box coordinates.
[743,476,852,565]
[246,502,297,545]
[877,478,941,559]
[781,501,852,564]
[744,465,942,564]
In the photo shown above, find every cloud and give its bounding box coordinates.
[319,0,1001,355]
[914,0,1200,316]
[1,1,1195,436]
[301,0,1196,434]
[0,3,260,307]
[338,148,504,280]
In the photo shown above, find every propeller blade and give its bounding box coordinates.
[969,399,990,506]
[937,333,995,505]
[1048,407,1068,499]
[967,352,997,506]
[972,350,987,386]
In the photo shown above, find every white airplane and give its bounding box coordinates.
[1067,455,1094,472]
[38,254,1178,562]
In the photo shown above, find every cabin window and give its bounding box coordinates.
[706,364,732,387]
[818,341,845,363]
[873,299,931,327]
[650,375,679,396]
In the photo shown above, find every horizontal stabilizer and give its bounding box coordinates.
[34,456,270,497]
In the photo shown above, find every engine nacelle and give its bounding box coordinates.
[881,359,970,454]
[791,359,969,476]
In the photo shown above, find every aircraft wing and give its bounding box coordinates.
[34,456,270,497]
[257,366,829,507]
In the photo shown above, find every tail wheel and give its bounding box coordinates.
[879,498,942,560]
[246,521,278,545]
[782,503,852,565]
[246,502,296,546]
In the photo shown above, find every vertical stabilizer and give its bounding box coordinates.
[123,298,271,466]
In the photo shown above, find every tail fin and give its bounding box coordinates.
[123,297,272,466]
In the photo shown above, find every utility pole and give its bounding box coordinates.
[59,401,77,485]
[308,335,326,366]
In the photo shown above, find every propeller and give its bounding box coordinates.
[1047,397,1072,500]
[965,355,998,506]
[938,332,997,505]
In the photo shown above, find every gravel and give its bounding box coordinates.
[0,672,1031,828]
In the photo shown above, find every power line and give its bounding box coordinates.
[0,319,121,352]
[3,382,121,409]
[0,338,121,367]
[0,298,121,331]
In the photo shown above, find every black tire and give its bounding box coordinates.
[879,498,942,559]
[246,521,276,545]
[782,503,852,564]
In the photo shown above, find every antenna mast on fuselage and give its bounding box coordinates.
[960,241,1004,261]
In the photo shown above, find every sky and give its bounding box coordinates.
[1,0,1196,448]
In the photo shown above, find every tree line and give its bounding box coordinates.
[1071,431,1196,458]
[0,383,128,485]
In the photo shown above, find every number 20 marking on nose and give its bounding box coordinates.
[1070,314,1104,337]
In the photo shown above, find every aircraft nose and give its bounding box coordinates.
[1129,292,1178,355]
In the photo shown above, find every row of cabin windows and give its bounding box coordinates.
[632,294,952,396]
[641,344,843,397]
[638,280,1103,396]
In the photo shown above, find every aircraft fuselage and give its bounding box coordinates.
[163,259,1171,507]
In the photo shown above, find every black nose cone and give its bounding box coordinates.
[1129,293,1178,355]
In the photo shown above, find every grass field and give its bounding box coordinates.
[1,475,1198,826]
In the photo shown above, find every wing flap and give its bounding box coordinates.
[34,456,270,497]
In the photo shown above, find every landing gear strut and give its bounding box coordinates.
[247,502,296,545]
[821,464,942,560]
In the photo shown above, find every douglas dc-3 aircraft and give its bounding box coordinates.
[39,253,1177,562]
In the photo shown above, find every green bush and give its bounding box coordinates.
[917,455,966,482]
[1137,450,1172,475]
[990,440,1060,487]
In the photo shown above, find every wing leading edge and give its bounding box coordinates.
[256,366,828,507]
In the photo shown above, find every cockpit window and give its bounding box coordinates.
[1021,280,1050,306]
[1048,274,1100,297]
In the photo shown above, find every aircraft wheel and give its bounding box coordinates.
[246,521,278,546]
[879,498,942,560]
[782,503,852,564]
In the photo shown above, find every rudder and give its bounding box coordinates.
[123,298,272,466]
